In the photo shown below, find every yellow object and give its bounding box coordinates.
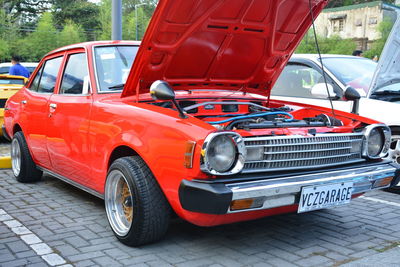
[0,74,28,136]
[230,198,255,211]
[0,156,11,168]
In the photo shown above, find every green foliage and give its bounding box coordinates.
[0,0,155,62]
[0,39,10,61]
[363,18,394,59]
[98,0,111,40]
[296,31,356,55]
[327,0,396,8]
[52,0,100,40]
[21,12,59,61]
[58,21,85,47]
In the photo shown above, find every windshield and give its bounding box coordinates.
[94,45,139,92]
[322,57,377,94]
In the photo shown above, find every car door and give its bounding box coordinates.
[46,50,93,185]
[271,61,352,112]
[19,55,64,169]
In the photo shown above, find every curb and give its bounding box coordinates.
[0,156,11,168]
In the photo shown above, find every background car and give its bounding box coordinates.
[0,62,38,76]
[0,74,28,136]
[271,54,400,166]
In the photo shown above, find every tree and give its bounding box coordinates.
[97,0,152,41]
[0,0,50,26]
[20,12,58,61]
[52,0,100,40]
[98,0,111,40]
[296,31,356,55]
[364,18,394,59]
[58,21,85,47]
[0,39,10,61]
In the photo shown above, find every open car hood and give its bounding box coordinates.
[122,0,327,98]
[368,7,400,96]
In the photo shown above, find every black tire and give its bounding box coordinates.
[105,156,171,246]
[11,131,42,183]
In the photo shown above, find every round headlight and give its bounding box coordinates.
[206,135,236,172]
[363,124,391,159]
[367,128,384,157]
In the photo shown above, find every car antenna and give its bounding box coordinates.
[308,0,337,121]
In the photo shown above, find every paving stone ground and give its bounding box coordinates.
[0,141,400,266]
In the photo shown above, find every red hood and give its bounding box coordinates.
[122,0,327,98]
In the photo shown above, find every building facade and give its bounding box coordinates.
[314,1,399,50]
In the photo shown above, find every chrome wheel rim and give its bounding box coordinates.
[105,170,134,237]
[11,138,21,177]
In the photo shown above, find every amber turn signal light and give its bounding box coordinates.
[230,199,254,211]
[372,177,393,189]
[184,141,196,168]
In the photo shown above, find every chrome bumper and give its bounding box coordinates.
[227,163,396,213]
[179,162,398,215]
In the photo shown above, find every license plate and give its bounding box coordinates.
[298,182,353,213]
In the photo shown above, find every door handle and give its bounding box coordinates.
[49,103,57,109]
[21,100,27,104]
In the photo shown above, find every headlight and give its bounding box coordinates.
[363,124,391,159]
[201,132,246,175]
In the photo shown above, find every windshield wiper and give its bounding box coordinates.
[372,90,400,95]
[108,83,125,90]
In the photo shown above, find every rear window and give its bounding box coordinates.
[0,78,25,85]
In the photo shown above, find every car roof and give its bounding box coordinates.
[0,62,38,67]
[46,40,141,56]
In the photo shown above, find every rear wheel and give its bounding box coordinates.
[11,132,42,183]
[105,156,170,246]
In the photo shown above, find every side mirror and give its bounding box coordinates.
[311,83,338,99]
[150,80,176,100]
[150,80,187,119]
[344,86,361,101]
[344,86,361,114]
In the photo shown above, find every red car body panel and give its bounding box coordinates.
[123,0,327,98]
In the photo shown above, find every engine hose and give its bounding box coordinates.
[207,112,294,125]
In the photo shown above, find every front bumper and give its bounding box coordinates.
[179,162,398,215]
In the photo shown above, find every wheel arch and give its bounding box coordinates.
[107,145,139,169]
[12,123,22,135]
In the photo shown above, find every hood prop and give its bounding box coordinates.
[150,80,188,119]
[308,0,337,121]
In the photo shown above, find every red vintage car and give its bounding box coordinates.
[4,0,400,246]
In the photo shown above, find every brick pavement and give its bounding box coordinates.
[0,163,400,266]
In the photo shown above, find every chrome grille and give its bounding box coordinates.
[243,133,364,173]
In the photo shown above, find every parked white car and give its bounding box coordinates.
[271,54,400,165]
[272,7,400,169]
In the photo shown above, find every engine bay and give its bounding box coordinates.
[150,97,347,130]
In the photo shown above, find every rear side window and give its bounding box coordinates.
[60,53,89,94]
[29,66,43,92]
[0,67,9,74]
[30,57,63,93]
[0,78,25,85]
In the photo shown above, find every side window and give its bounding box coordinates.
[37,57,63,93]
[272,64,335,99]
[29,66,43,92]
[60,53,89,95]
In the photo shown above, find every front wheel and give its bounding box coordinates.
[105,156,171,246]
[11,131,42,183]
